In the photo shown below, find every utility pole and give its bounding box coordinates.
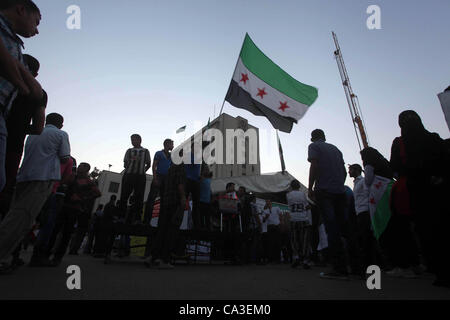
[332,31,370,150]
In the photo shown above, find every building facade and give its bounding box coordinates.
[92,114,261,212]
[178,113,261,179]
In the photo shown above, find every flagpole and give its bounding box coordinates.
[218,99,226,116]
[219,33,248,116]
[276,130,286,174]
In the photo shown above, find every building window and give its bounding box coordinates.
[108,182,120,193]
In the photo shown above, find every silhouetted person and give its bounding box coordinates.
[348,164,377,272]
[0,0,43,195]
[307,129,349,280]
[287,179,313,269]
[390,110,449,286]
[185,149,201,230]
[48,162,101,266]
[246,195,262,264]
[143,138,173,224]
[0,54,46,219]
[94,195,119,257]
[198,166,213,231]
[219,182,243,264]
[237,186,250,232]
[263,199,282,264]
[29,156,75,267]
[0,113,70,273]
[83,204,104,255]
[146,148,187,269]
[119,134,151,224]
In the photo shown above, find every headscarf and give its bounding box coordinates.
[397,110,445,176]
[360,147,393,179]
[398,110,428,161]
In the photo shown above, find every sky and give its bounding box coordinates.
[23,0,450,187]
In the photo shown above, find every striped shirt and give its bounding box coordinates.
[0,13,24,114]
[123,147,151,175]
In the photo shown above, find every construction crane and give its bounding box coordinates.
[332,31,369,150]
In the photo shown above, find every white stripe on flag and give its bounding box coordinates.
[233,58,310,120]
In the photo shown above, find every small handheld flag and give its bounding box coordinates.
[176,125,186,134]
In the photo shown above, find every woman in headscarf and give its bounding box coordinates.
[390,110,449,287]
[391,110,446,182]
[360,147,393,184]
[359,147,417,277]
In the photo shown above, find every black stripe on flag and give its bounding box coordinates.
[225,80,297,133]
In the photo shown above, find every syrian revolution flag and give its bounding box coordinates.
[225,33,318,133]
[176,125,186,134]
[368,175,394,240]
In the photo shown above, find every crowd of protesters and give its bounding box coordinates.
[305,122,450,288]
[103,115,449,291]
[0,0,448,291]
[0,0,102,273]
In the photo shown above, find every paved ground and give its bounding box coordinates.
[1,248,449,300]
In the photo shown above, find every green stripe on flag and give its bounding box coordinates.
[240,34,318,106]
[372,181,394,240]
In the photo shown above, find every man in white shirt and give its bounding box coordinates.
[349,164,375,272]
[0,113,70,273]
[263,199,282,264]
[258,210,268,233]
[286,179,313,269]
[349,164,369,216]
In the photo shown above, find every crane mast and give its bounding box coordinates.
[332,31,369,150]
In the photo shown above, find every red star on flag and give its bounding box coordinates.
[256,88,267,99]
[279,101,289,112]
[375,182,382,189]
[370,198,375,204]
[240,73,249,84]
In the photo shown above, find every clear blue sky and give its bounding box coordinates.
[25,0,450,187]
